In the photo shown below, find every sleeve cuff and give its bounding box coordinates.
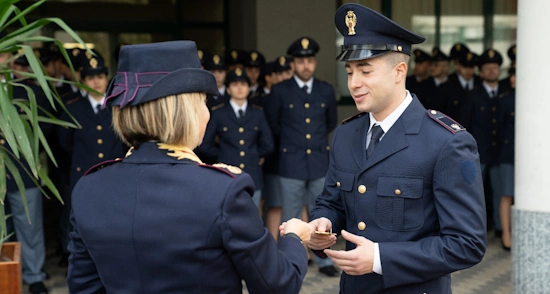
[373,242,383,275]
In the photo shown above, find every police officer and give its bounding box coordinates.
[273,55,293,83]
[462,48,508,238]
[308,4,486,293]
[201,68,274,208]
[439,50,481,124]
[243,50,266,99]
[225,48,246,70]
[265,36,339,276]
[499,44,516,90]
[449,42,470,72]
[416,47,450,111]
[204,53,229,110]
[405,48,431,96]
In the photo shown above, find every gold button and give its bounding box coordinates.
[76,167,81,172]
[283,148,287,152]
[511,112,515,116]
[492,142,496,146]
[239,127,244,133]
[305,118,311,124]
[97,139,103,144]
[304,103,310,108]
[492,107,496,111]
[397,45,402,51]
[337,181,341,187]
[430,110,437,115]
[97,125,102,131]
[504,140,509,144]
[492,130,497,135]
[240,151,245,157]
[0,139,5,145]
[326,146,330,151]
[98,153,104,159]
[358,222,366,231]
[239,140,245,145]
[306,134,311,139]
[480,107,485,111]
[492,119,497,123]
[306,149,311,155]
[321,103,325,108]
[223,127,228,132]
[289,104,294,108]
[358,185,366,194]
[395,189,401,195]
[254,126,258,131]
[239,163,245,169]
[454,100,458,105]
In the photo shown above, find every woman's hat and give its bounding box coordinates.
[105,40,219,109]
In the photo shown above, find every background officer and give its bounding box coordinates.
[405,48,431,96]
[204,54,229,110]
[416,47,450,111]
[243,50,266,99]
[308,4,486,293]
[265,36,339,277]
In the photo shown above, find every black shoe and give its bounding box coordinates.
[307,259,313,266]
[494,230,503,238]
[29,281,48,294]
[58,253,69,267]
[319,265,339,277]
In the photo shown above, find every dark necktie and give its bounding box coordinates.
[238,109,244,119]
[490,90,496,98]
[302,85,308,94]
[366,125,384,159]
[96,104,102,115]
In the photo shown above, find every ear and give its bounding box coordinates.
[395,61,408,84]
[290,61,295,71]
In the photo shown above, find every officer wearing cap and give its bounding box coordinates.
[273,55,294,83]
[439,50,481,124]
[308,4,486,293]
[225,48,246,70]
[416,47,450,111]
[244,50,266,99]
[450,42,470,69]
[204,54,229,110]
[405,48,431,96]
[200,68,274,208]
[462,48,510,240]
[67,40,312,293]
[265,36,338,276]
[499,44,516,91]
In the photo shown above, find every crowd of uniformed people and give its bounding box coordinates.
[2,29,515,293]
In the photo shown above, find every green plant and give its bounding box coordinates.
[0,0,86,246]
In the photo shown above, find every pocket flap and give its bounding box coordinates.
[335,169,354,192]
[377,176,423,198]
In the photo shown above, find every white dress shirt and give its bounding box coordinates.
[293,75,313,94]
[229,99,248,118]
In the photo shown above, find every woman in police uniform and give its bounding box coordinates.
[67,41,312,294]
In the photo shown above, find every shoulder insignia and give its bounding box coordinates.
[252,104,264,111]
[342,112,366,124]
[66,96,81,105]
[199,162,242,178]
[427,109,465,134]
[211,103,225,111]
[498,91,511,99]
[84,158,123,176]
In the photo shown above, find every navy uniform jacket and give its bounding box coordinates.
[414,77,445,111]
[200,103,274,189]
[67,142,308,294]
[206,92,229,110]
[461,85,508,166]
[438,73,482,125]
[405,75,424,98]
[58,96,127,189]
[265,78,338,180]
[499,90,515,164]
[311,96,486,294]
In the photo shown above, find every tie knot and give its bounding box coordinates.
[96,104,102,113]
[370,125,384,141]
[238,109,245,118]
[491,90,496,98]
[302,85,308,93]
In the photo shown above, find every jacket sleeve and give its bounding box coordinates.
[378,131,487,288]
[257,111,274,158]
[67,211,107,294]
[221,174,308,294]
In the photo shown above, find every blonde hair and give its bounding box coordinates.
[112,92,206,148]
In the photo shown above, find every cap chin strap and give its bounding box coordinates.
[341,44,402,51]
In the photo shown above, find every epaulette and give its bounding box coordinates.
[498,91,511,99]
[66,96,81,106]
[84,158,123,176]
[342,112,366,124]
[198,162,242,178]
[427,109,465,134]
[252,104,263,111]
[211,103,225,111]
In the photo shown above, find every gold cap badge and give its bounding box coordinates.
[85,51,93,60]
[72,48,79,57]
[279,56,286,66]
[197,50,203,60]
[301,38,309,50]
[488,50,495,58]
[235,68,242,76]
[90,58,98,69]
[251,52,258,61]
[467,52,473,61]
[34,49,40,58]
[456,44,462,51]
[345,10,357,36]
[231,50,238,59]
[213,55,220,65]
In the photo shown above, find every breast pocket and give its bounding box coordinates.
[375,176,424,231]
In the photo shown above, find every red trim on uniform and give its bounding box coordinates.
[84,158,123,176]
[198,164,236,178]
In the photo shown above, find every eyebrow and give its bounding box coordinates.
[345,61,372,68]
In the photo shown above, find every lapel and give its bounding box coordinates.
[224,102,241,125]
[289,77,308,101]
[358,96,425,171]
[80,97,100,122]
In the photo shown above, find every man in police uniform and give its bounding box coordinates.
[307,4,486,293]
[415,47,450,111]
[462,48,510,238]
[244,50,266,99]
[204,54,229,110]
[439,50,481,124]
[265,36,338,276]
[405,48,430,96]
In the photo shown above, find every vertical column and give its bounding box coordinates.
[513,0,550,293]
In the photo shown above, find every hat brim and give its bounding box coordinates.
[336,49,391,61]
[81,67,108,78]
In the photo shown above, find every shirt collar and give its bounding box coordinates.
[263,87,271,95]
[87,95,105,112]
[293,75,313,94]
[218,85,226,96]
[482,82,498,97]
[368,91,413,135]
[229,99,248,117]
[457,74,473,89]
[434,76,448,87]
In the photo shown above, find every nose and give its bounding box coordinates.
[348,71,362,89]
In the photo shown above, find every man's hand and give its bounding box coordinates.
[323,230,374,275]
[306,217,337,250]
